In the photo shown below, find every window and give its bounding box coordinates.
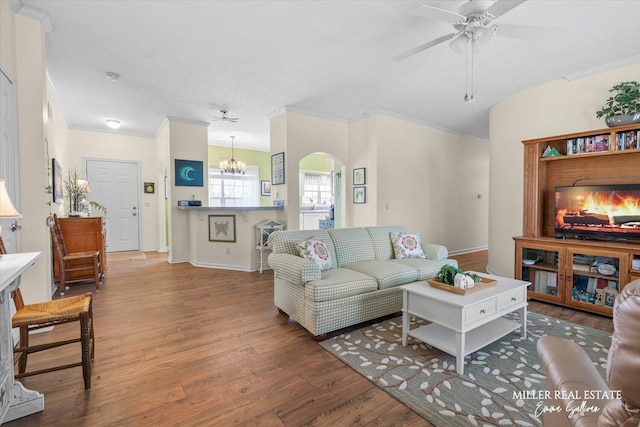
[209,165,259,207]
[301,172,332,208]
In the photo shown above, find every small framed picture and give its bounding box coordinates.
[353,187,366,204]
[271,152,285,185]
[209,215,236,242]
[52,158,63,204]
[353,167,366,185]
[261,180,271,196]
[144,182,155,194]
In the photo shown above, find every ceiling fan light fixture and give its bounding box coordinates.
[106,119,121,129]
[449,34,469,54]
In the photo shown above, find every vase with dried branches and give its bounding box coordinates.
[64,168,91,216]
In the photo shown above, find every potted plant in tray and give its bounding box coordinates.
[595,81,640,127]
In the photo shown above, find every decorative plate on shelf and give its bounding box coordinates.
[597,264,616,276]
[522,258,540,265]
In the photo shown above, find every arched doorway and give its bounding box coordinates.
[298,153,343,230]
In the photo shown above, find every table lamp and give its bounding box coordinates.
[0,178,22,256]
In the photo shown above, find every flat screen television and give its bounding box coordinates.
[554,184,640,241]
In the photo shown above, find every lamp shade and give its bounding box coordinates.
[76,179,91,194]
[0,178,22,218]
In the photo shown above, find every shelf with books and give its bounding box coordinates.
[534,124,640,162]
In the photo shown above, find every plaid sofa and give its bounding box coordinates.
[267,226,458,340]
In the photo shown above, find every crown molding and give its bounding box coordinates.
[10,0,53,32]
[562,55,640,81]
[166,116,210,127]
[349,109,489,143]
[266,105,348,123]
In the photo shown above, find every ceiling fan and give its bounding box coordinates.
[393,0,536,61]
[211,109,239,123]
[394,0,542,103]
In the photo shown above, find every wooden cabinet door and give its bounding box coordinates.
[564,247,629,316]
[515,240,565,304]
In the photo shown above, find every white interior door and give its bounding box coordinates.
[86,159,140,252]
[0,68,20,254]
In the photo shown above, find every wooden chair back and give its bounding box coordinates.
[0,235,5,254]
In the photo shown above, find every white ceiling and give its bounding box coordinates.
[19,0,640,151]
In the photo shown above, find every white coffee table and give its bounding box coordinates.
[401,272,530,375]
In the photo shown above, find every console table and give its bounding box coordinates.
[0,252,44,423]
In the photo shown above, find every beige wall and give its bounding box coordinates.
[168,119,209,262]
[270,110,490,253]
[0,0,16,76]
[156,122,170,251]
[14,14,52,303]
[67,129,160,251]
[488,62,640,277]
[270,111,349,230]
[374,114,489,252]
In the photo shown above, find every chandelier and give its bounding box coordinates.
[219,136,246,175]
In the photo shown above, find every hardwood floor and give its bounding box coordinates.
[7,250,612,426]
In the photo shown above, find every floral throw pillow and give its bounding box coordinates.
[297,237,332,270]
[390,232,426,259]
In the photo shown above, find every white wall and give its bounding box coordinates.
[488,62,640,277]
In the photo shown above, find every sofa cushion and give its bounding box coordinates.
[328,228,375,267]
[390,258,459,281]
[345,260,418,290]
[365,226,407,260]
[305,268,378,302]
[390,232,426,259]
[296,236,332,271]
[268,229,337,270]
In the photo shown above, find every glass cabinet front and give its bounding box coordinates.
[521,246,561,301]
[569,252,620,309]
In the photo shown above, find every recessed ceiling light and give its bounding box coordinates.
[105,72,120,82]
[106,119,121,129]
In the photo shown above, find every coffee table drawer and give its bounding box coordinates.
[498,288,525,310]
[465,298,497,325]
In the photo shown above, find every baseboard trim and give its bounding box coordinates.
[448,246,488,256]
[189,260,255,272]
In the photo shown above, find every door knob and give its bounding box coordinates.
[132,213,137,216]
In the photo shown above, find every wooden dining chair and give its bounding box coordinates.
[51,214,102,295]
[0,236,95,389]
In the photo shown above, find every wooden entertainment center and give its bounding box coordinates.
[514,123,640,316]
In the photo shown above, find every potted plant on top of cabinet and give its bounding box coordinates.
[596,81,640,127]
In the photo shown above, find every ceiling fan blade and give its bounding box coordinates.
[410,5,466,24]
[393,33,458,61]
[486,0,527,18]
[494,23,563,40]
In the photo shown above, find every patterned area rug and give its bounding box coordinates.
[319,312,611,427]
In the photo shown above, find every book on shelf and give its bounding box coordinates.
[615,131,639,150]
[593,134,609,152]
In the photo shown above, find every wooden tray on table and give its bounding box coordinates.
[426,277,497,295]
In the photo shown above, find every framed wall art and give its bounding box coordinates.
[144,182,155,194]
[261,180,271,196]
[353,167,366,186]
[271,152,285,185]
[353,187,366,204]
[208,214,236,242]
[52,158,64,204]
[175,159,204,187]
